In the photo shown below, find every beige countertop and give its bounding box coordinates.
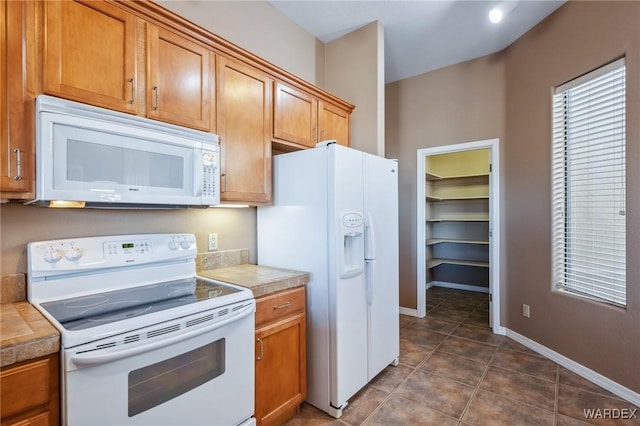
[0,302,60,368]
[1,273,60,368]
[198,264,309,298]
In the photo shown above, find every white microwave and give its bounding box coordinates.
[27,95,220,208]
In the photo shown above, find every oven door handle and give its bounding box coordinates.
[69,303,254,366]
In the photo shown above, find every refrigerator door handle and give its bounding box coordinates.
[365,212,376,260]
[365,259,375,305]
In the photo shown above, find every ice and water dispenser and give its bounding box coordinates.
[339,212,365,278]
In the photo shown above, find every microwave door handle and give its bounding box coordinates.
[69,303,253,367]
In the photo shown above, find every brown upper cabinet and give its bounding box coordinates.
[43,1,140,115]
[147,25,213,131]
[273,82,351,149]
[318,101,350,147]
[43,1,213,132]
[273,82,318,148]
[5,0,353,203]
[217,57,272,205]
[1,0,33,198]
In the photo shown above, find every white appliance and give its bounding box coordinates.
[257,142,399,418]
[27,95,220,208]
[27,233,255,426]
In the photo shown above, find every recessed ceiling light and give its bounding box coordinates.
[489,7,503,24]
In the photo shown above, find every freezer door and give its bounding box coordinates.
[328,145,368,407]
[364,153,400,380]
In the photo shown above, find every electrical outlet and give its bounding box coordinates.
[208,233,218,251]
[522,304,530,318]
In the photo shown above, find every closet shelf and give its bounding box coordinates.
[427,258,490,269]
[426,195,489,201]
[427,238,489,246]
[427,218,489,222]
[426,172,489,181]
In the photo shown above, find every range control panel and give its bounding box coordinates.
[104,239,152,258]
[28,233,197,278]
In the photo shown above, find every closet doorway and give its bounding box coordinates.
[416,139,502,333]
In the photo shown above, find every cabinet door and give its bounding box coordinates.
[255,313,306,426]
[43,0,138,114]
[147,25,213,132]
[273,82,318,148]
[318,101,350,147]
[0,353,59,426]
[0,0,31,196]
[217,57,272,204]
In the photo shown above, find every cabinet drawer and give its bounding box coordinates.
[0,359,50,419]
[255,287,305,328]
[8,411,50,426]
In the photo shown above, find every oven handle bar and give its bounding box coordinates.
[69,303,254,367]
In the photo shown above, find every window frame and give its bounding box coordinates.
[551,58,627,308]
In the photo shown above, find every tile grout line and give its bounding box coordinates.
[358,340,442,425]
[416,304,486,424]
[362,295,460,426]
[457,339,500,424]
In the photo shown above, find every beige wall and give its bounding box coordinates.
[385,54,506,309]
[156,0,325,86]
[0,203,256,275]
[325,21,385,156]
[504,1,640,392]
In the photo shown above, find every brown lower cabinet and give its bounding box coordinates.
[0,353,59,426]
[254,287,306,426]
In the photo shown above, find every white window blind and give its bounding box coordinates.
[551,58,626,307]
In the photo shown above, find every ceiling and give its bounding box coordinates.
[267,0,565,83]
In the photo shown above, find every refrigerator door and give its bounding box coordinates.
[328,145,368,408]
[363,153,400,380]
[257,147,332,413]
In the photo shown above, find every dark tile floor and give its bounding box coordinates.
[284,286,639,425]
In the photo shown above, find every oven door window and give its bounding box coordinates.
[128,339,225,417]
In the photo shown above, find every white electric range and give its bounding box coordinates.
[27,233,256,426]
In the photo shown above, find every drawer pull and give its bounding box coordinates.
[256,337,264,361]
[273,301,291,310]
[128,78,135,104]
[12,148,22,181]
[152,86,159,110]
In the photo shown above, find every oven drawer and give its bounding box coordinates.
[255,287,305,328]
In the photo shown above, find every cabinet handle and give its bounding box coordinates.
[320,129,325,140]
[128,78,135,104]
[152,86,159,110]
[221,174,226,193]
[273,301,291,310]
[12,148,22,181]
[256,337,264,361]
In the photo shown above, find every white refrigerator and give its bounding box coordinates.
[257,142,399,418]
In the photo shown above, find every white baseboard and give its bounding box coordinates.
[430,281,490,294]
[399,306,420,317]
[505,328,640,407]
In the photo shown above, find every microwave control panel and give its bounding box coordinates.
[202,150,218,200]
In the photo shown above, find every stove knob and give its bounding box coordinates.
[179,237,192,250]
[43,246,62,263]
[65,246,83,261]
[168,238,179,251]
